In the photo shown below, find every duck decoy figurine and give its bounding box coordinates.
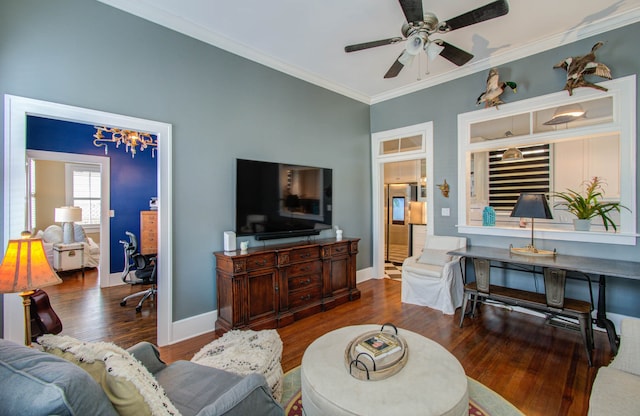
[553,41,611,95]
[476,67,517,108]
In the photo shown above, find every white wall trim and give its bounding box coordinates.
[26,150,111,288]
[170,310,218,345]
[3,95,174,346]
[371,122,434,280]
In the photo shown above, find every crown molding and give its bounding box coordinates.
[98,1,640,106]
[370,7,640,104]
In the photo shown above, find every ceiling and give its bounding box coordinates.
[98,0,640,104]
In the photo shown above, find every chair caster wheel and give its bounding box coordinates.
[135,306,142,313]
[120,301,127,307]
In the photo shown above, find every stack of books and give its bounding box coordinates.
[355,332,401,361]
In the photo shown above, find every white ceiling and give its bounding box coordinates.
[98,0,640,104]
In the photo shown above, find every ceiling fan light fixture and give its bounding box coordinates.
[405,33,424,55]
[425,40,445,60]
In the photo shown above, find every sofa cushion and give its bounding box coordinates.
[155,360,283,416]
[417,248,452,266]
[589,366,640,416]
[402,260,443,278]
[38,334,180,416]
[0,338,118,416]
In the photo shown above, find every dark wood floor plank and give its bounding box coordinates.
[43,270,609,416]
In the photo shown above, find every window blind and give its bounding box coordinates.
[489,144,550,212]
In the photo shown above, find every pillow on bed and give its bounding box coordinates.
[43,225,63,244]
[417,248,452,266]
[73,224,87,243]
[38,334,180,416]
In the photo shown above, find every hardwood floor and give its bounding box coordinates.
[44,268,611,416]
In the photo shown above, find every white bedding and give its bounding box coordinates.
[36,225,100,269]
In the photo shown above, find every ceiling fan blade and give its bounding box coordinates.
[438,41,474,66]
[442,0,509,32]
[384,54,407,78]
[344,37,403,53]
[398,0,424,24]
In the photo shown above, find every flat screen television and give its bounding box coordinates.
[236,158,333,240]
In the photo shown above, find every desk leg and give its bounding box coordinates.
[596,275,619,355]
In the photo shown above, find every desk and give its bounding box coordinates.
[301,324,468,416]
[449,246,640,355]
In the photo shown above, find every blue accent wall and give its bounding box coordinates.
[26,116,157,273]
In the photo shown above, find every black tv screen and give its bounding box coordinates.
[236,159,333,240]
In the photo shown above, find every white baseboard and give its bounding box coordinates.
[169,310,217,345]
[356,266,375,283]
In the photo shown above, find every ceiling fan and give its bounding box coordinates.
[344,0,509,78]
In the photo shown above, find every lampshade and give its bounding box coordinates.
[425,40,445,60]
[510,194,553,220]
[543,103,586,125]
[54,206,82,223]
[502,147,523,162]
[0,238,62,294]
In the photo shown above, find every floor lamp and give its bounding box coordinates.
[0,234,62,346]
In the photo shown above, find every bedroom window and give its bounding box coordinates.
[66,163,101,229]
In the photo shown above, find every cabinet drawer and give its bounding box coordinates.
[288,285,322,309]
[289,247,320,262]
[246,253,276,271]
[288,273,321,292]
[331,242,349,257]
[286,260,321,277]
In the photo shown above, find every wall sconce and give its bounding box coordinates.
[437,179,450,198]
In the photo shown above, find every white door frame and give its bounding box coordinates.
[3,95,173,346]
[26,150,112,287]
[371,122,434,279]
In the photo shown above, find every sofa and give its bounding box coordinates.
[0,336,284,416]
[588,318,640,415]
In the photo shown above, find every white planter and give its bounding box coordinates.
[573,219,592,231]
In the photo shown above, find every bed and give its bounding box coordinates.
[35,225,100,269]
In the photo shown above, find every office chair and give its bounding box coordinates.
[119,231,157,312]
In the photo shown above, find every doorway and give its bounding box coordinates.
[27,150,111,287]
[3,95,173,346]
[384,159,426,264]
[371,122,434,279]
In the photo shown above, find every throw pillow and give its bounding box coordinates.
[43,225,63,244]
[417,248,452,266]
[38,334,180,416]
[73,223,87,243]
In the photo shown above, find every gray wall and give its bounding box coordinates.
[0,0,372,327]
[372,23,640,317]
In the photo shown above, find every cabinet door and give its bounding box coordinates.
[247,269,278,326]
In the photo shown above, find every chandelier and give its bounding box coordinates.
[93,126,157,159]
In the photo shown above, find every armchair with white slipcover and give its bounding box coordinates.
[401,235,467,315]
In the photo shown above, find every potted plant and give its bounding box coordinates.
[553,176,629,231]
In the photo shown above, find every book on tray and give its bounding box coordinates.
[355,332,401,360]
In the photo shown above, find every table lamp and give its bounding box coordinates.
[0,234,62,345]
[55,206,82,244]
[510,193,555,256]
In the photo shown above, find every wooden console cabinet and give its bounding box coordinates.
[214,238,360,331]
